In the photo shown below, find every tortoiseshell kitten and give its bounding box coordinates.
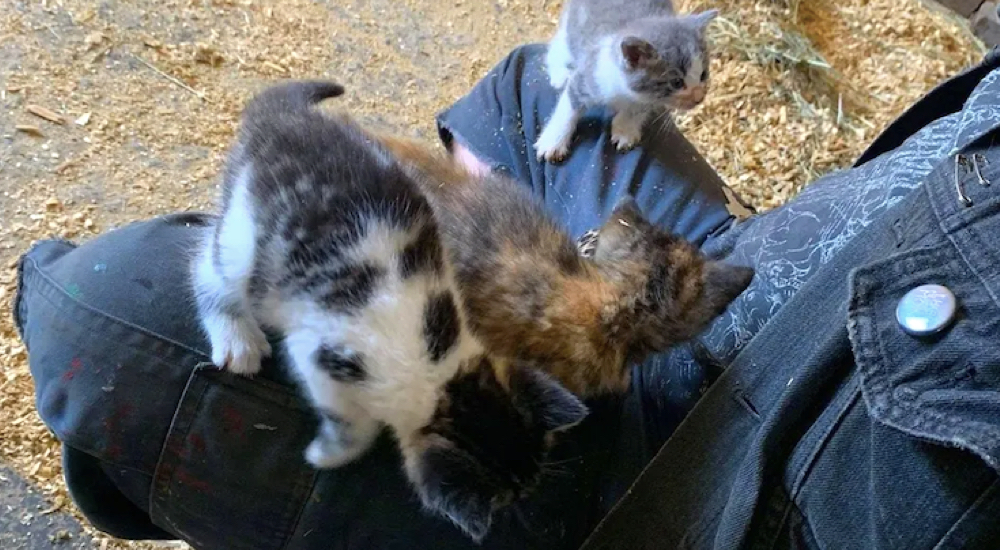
[374,133,754,396]
[191,80,587,541]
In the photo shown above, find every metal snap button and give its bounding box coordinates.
[895,284,957,336]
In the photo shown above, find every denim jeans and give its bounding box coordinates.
[13,46,1000,549]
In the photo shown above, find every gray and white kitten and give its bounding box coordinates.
[192,80,587,541]
[535,0,718,162]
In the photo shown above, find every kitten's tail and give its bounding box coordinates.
[242,80,345,122]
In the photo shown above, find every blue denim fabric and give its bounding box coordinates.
[13,45,1000,549]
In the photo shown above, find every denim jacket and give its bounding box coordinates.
[580,51,1000,549]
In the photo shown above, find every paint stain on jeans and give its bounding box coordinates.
[65,283,82,299]
[62,357,84,382]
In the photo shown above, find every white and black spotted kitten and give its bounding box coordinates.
[192,81,587,541]
[536,0,718,161]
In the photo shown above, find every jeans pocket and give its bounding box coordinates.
[150,364,317,550]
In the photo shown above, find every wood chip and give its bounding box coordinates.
[262,60,288,73]
[39,497,65,515]
[26,105,65,125]
[14,125,43,137]
[90,47,110,64]
[194,44,225,67]
[84,31,106,50]
[54,158,78,174]
[74,112,91,126]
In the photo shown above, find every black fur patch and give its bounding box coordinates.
[423,292,460,362]
[315,345,367,382]
[428,359,544,476]
[400,222,443,278]
[418,444,498,542]
[319,262,384,311]
[414,359,587,541]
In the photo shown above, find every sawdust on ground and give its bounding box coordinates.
[0,0,984,547]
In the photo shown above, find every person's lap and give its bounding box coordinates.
[13,43,953,547]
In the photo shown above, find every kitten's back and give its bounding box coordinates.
[564,0,676,52]
[231,81,426,233]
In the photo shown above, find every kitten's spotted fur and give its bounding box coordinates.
[375,133,754,396]
[536,0,718,162]
[192,81,587,541]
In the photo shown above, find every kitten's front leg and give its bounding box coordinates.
[287,341,382,468]
[193,243,272,376]
[305,409,381,468]
[193,184,271,375]
[610,103,649,152]
[545,23,574,89]
[535,89,581,163]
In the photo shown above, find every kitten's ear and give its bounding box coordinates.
[511,367,588,432]
[414,444,498,542]
[620,37,658,69]
[609,194,644,227]
[592,195,649,260]
[601,194,648,235]
[687,9,719,30]
[700,262,754,315]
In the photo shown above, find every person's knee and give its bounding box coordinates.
[15,212,216,355]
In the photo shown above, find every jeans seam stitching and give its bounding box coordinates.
[789,377,863,499]
[279,470,320,550]
[931,478,1000,550]
[21,255,210,361]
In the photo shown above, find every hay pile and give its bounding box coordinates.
[676,0,983,208]
[0,0,983,548]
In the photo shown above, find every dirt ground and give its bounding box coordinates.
[0,0,984,548]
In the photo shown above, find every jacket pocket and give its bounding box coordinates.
[848,242,1000,471]
[149,364,317,550]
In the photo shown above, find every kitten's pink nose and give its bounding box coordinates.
[690,85,707,103]
[669,85,707,111]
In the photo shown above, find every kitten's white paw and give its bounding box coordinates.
[208,320,271,376]
[536,141,571,163]
[610,131,642,152]
[548,65,571,89]
[534,126,572,163]
[611,113,644,152]
[305,436,368,469]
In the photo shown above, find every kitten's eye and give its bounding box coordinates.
[669,78,685,89]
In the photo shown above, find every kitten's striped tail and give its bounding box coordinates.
[242,80,345,122]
